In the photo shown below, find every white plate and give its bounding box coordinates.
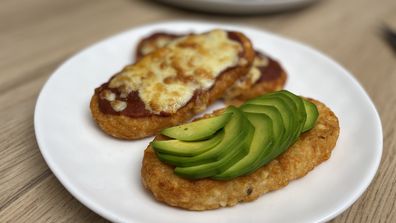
[156,0,319,14]
[34,21,382,223]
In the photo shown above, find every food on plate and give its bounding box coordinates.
[141,90,339,210]
[224,52,287,105]
[90,29,255,139]
[135,32,287,105]
[153,90,318,180]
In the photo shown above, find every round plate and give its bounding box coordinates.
[156,0,318,14]
[34,21,382,223]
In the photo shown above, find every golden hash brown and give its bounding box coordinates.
[141,99,339,210]
[90,31,255,140]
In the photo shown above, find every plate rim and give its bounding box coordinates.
[34,20,383,223]
[156,0,319,14]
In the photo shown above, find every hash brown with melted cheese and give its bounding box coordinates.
[90,30,255,139]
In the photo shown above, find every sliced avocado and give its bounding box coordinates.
[173,110,254,179]
[240,104,284,140]
[238,103,288,174]
[153,90,320,181]
[254,94,315,168]
[260,90,306,148]
[157,107,252,167]
[160,112,232,141]
[212,113,273,180]
[302,99,319,132]
[244,94,296,150]
[244,91,306,160]
[152,131,224,157]
[277,90,307,144]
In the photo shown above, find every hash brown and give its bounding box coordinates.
[141,99,339,210]
[90,30,255,139]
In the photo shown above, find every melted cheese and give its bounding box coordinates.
[141,35,176,56]
[224,54,269,99]
[109,30,242,114]
[238,54,269,86]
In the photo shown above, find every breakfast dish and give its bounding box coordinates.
[135,32,287,106]
[34,21,382,223]
[90,29,255,139]
[142,91,340,210]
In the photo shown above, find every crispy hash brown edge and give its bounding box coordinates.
[90,31,255,140]
[141,99,340,210]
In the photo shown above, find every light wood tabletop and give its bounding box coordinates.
[1,0,395,222]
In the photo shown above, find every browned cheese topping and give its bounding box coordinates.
[98,30,244,116]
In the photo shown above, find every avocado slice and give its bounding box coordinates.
[276,90,307,144]
[173,109,254,179]
[302,99,319,132]
[248,94,316,169]
[244,91,307,160]
[256,90,307,147]
[244,94,296,151]
[240,104,284,140]
[151,130,224,157]
[157,107,252,167]
[212,113,273,180]
[240,103,287,169]
[160,112,232,141]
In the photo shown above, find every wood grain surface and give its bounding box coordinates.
[0,0,395,222]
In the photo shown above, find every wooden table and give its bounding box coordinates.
[1,0,395,222]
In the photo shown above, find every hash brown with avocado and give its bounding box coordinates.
[141,99,339,210]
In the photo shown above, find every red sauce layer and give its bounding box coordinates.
[255,52,283,83]
[96,84,156,117]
